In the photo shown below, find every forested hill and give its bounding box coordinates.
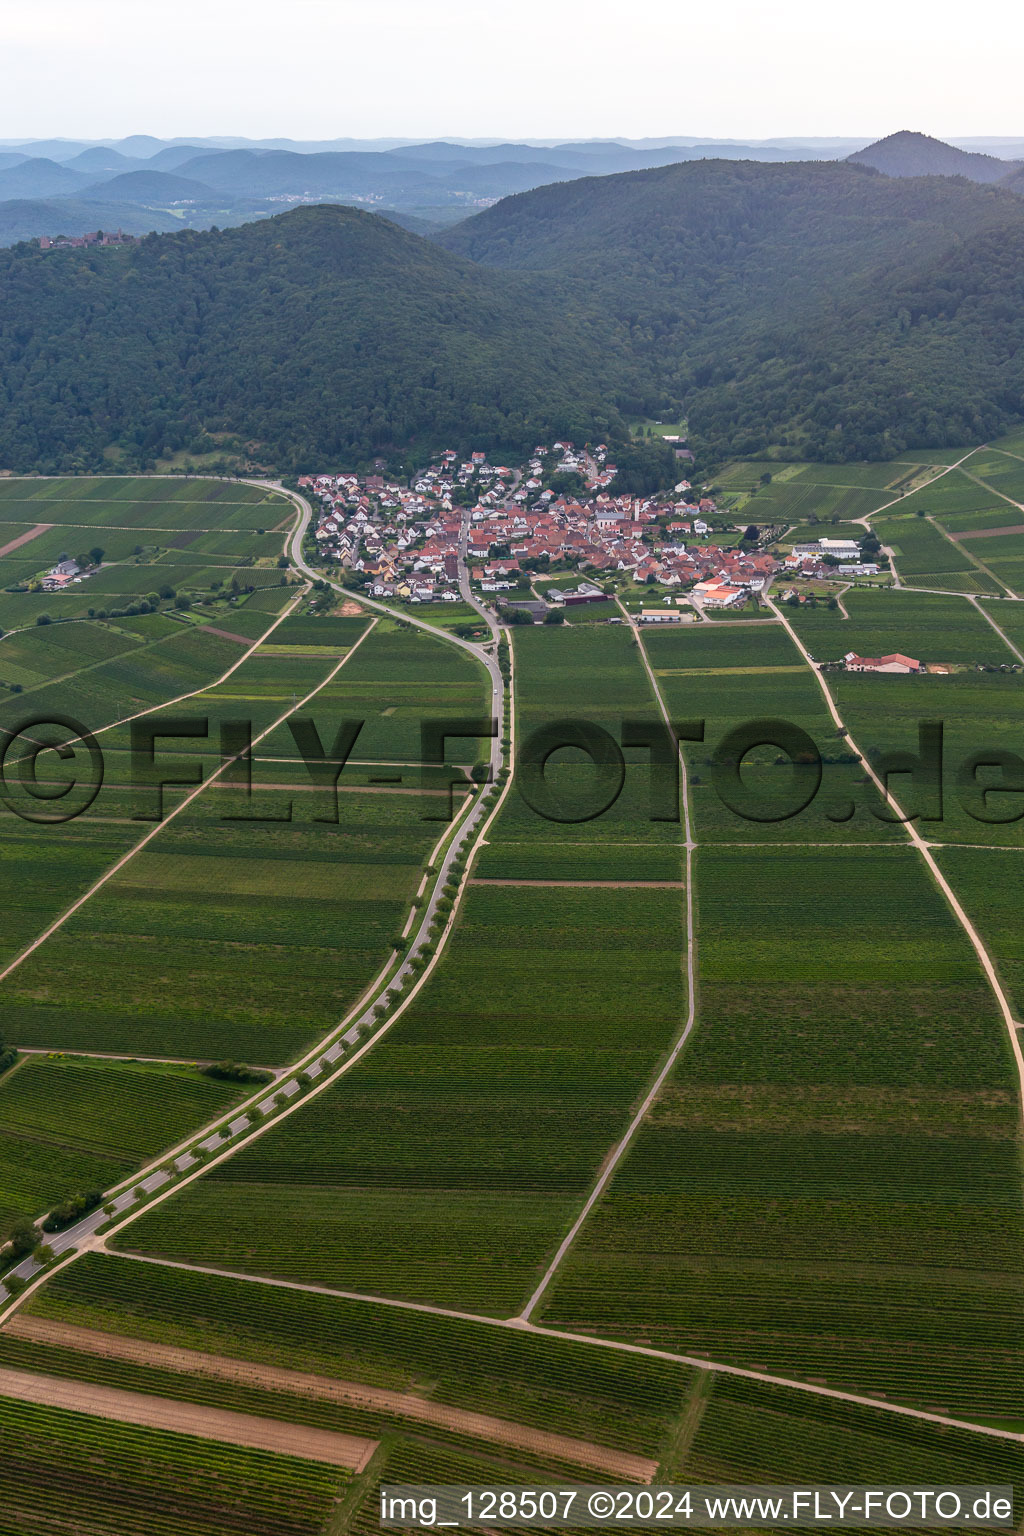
[846,130,1015,182]
[5,160,1024,473]
[0,205,659,474]
[440,158,1024,460]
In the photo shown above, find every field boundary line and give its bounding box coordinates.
[966,593,1024,663]
[0,627,514,1309]
[0,483,304,721]
[0,1363,376,1470]
[91,1248,1024,1448]
[6,1313,654,1481]
[924,514,1013,597]
[85,645,515,1241]
[516,599,697,1323]
[0,614,375,990]
[0,488,510,1295]
[768,596,1024,1120]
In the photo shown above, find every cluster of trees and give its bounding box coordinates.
[40,1189,102,1234]
[200,1060,273,1084]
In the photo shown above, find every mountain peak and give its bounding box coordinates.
[848,130,1013,183]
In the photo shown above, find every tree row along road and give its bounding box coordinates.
[4,475,1022,1457]
[0,483,514,1303]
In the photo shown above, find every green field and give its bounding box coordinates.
[789,588,1016,666]
[0,1056,246,1244]
[642,620,900,842]
[5,469,1024,1500]
[26,1252,694,1456]
[477,624,684,880]
[115,882,686,1312]
[540,843,1024,1418]
[0,1390,347,1536]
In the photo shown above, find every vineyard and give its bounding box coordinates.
[642,620,899,843]
[539,840,1024,1418]
[116,880,687,1311]
[477,624,684,880]
[829,667,1024,847]
[3,471,1024,1525]
[0,1056,244,1242]
[789,588,1016,667]
[0,1390,348,1536]
[28,1253,694,1455]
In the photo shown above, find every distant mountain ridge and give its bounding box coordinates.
[0,129,1022,249]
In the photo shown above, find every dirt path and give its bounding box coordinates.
[516,598,699,1324]
[7,1316,654,1481]
[198,624,255,645]
[0,617,376,990]
[957,522,1024,540]
[0,522,53,558]
[99,1251,1024,1449]
[0,1362,376,1469]
[769,596,1024,1113]
[924,515,1013,596]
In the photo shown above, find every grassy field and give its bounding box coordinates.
[0,1056,246,1243]
[540,842,1024,1419]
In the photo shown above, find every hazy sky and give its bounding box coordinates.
[3,0,1021,142]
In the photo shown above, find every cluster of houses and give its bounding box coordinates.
[38,230,137,251]
[301,442,791,612]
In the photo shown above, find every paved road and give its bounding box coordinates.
[284,485,504,781]
[4,485,510,1289]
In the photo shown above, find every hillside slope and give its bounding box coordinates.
[441,158,1024,458]
[0,197,182,246]
[0,204,651,473]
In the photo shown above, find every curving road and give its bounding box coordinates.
[3,483,511,1294]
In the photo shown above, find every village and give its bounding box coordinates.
[297,441,854,620]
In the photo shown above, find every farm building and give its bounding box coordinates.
[844,651,921,674]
